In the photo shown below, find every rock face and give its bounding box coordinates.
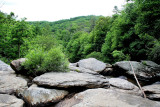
[55,88,160,107]
[0,74,27,94]
[77,58,106,73]
[0,94,24,107]
[21,85,68,106]
[109,78,141,96]
[10,58,26,73]
[113,61,160,82]
[33,71,109,88]
[143,83,160,100]
[0,60,14,74]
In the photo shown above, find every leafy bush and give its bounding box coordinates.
[22,35,69,76]
[112,50,130,63]
[86,51,104,61]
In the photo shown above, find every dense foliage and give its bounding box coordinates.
[0,0,160,65]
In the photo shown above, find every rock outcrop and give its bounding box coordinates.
[33,71,109,88]
[77,58,106,73]
[55,88,160,107]
[0,94,24,107]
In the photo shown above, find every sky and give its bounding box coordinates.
[0,0,126,21]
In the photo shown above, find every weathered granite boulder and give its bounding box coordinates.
[0,74,28,94]
[10,58,26,74]
[77,58,106,73]
[0,60,14,74]
[69,65,98,74]
[0,94,24,107]
[109,78,141,96]
[143,83,160,101]
[33,71,109,88]
[113,61,160,82]
[55,88,160,107]
[20,84,68,106]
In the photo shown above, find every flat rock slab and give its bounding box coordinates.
[0,94,24,107]
[143,83,160,100]
[0,74,27,94]
[33,72,109,88]
[109,78,139,90]
[55,88,160,107]
[143,84,160,93]
[77,58,106,73]
[21,85,68,106]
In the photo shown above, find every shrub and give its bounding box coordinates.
[86,52,104,61]
[22,35,69,76]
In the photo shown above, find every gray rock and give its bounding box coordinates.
[33,72,109,88]
[109,78,138,90]
[113,61,160,82]
[0,74,28,94]
[55,88,160,107]
[143,84,160,100]
[77,58,106,73]
[21,85,68,106]
[69,63,78,67]
[0,60,14,74]
[10,58,26,73]
[143,84,160,94]
[109,78,141,96]
[69,65,98,74]
[0,94,24,107]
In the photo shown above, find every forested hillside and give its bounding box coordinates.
[0,0,160,64]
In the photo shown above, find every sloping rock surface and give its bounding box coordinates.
[0,74,27,94]
[33,71,109,88]
[21,85,68,106]
[77,58,106,73]
[0,60,14,74]
[55,88,160,107]
[0,94,24,107]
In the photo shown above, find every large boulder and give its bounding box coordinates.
[113,61,160,82]
[0,94,24,107]
[77,58,106,73]
[20,85,68,106]
[55,88,160,107]
[0,74,28,94]
[0,60,14,74]
[10,58,26,74]
[33,71,109,88]
[143,83,160,101]
[109,78,141,96]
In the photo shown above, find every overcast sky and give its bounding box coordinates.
[0,0,126,21]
